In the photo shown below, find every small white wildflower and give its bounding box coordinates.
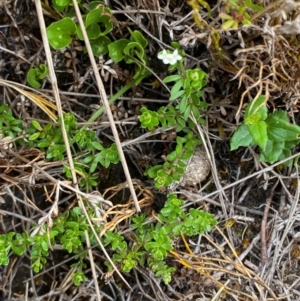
[168,49,182,65]
[158,49,182,65]
[158,49,171,64]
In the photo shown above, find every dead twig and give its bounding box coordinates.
[260,180,278,265]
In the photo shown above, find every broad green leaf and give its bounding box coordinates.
[245,112,261,125]
[266,110,300,141]
[85,8,113,36]
[85,8,104,27]
[245,95,267,120]
[248,121,268,150]
[177,159,187,169]
[172,172,180,181]
[176,117,186,130]
[108,39,129,62]
[46,18,76,49]
[260,140,284,163]
[90,36,111,56]
[284,140,300,149]
[230,124,253,150]
[77,23,100,40]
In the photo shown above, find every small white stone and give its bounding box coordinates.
[178,146,210,187]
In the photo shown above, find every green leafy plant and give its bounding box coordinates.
[104,193,217,284]
[0,104,23,138]
[219,0,263,30]
[46,3,113,56]
[0,194,217,286]
[145,132,200,188]
[139,44,208,188]
[230,95,300,165]
[25,112,121,189]
[108,29,150,83]
[26,63,49,88]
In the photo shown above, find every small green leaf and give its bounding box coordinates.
[245,95,267,120]
[222,19,235,30]
[170,89,185,101]
[146,165,162,178]
[230,124,253,151]
[178,96,188,113]
[91,141,103,151]
[266,110,300,141]
[108,39,129,63]
[32,120,43,131]
[26,69,41,88]
[90,36,111,56]
[175,143,182,156]
[77,23,100,40]
[130,30,148,49]
[29,132,41,141]
[260,140,284,163]
[124,42,145,64]
[247,121,268,151]
[163,74,182,83]
[11,244,26,256]
[167,151,177,162]
[183,105,191,120]
[169,80,183,100]
[36,64,48,79]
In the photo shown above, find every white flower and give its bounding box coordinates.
[158,49,171,64]
[168,49,182,65]
[158,49,182,65]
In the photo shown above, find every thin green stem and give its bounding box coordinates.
[83,80,138,129]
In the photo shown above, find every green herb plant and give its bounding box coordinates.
[230,95,300,165]
[219,0,263,30]
[140,44,208,188]
[0,194,217,285]
[46,2,112,56]
[0,104,23,138]
[26,113,119,191]
[0,1,219,288]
